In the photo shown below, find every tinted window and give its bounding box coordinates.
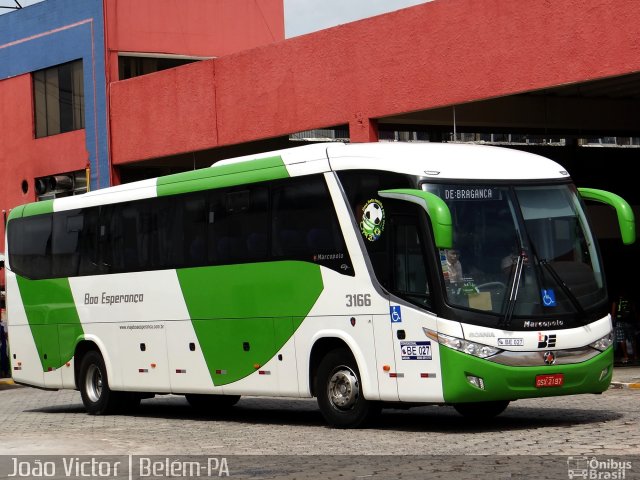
[393,219,431,308]
[210,187,269,265]
[180,193,209,267]
[101,201,150,274]
[338,170,412,215]
[8,175,353,279]
[272,176,352,275]
[338,170,431,306]
[52,209,83,278]
[8,214,52,279]
[77,208,100,276]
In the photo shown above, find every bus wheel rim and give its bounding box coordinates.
[85,364,103,403]
[328,367,359,410]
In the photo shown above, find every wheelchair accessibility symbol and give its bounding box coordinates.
[541,288,556,307]
[390,306,402,323]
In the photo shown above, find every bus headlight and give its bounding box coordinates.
[423,328,501,359]
[589,332,613,352]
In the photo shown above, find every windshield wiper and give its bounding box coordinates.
[501,253,525,328]
[538,259,586,325]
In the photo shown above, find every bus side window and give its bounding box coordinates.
[352,196,432,308]
[271,176,353,275]
[8,214,53,280]
[239,187,269,263]
[216,190,250,263]
[77,207,100,276]
[210,187,268,265]
[272,181,307,259]
[117,204,140,272]
[392,217,431,309]
[51,209,83,278]
[182,194,208,267]
[98,199,157,273]
[99,203,139,274]
[150,196,177,270]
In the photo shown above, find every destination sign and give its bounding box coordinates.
[443,188,500,201]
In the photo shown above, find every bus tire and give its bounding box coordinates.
[79,350,122,415]
[315,348,379,428]
[453,400,510,419]
[185,394,240,412]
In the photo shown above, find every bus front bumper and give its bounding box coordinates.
[440,346,613,403]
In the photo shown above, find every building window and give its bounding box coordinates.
[33,60,84,138]
[118,56,198,80]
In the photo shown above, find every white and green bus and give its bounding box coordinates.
[6,142,635,428]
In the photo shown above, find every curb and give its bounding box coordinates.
[610,381,640,390]
[0,378,14,386]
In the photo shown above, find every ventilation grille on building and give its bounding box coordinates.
[35,170,88,201]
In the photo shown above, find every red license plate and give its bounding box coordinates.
[535,373,564,388]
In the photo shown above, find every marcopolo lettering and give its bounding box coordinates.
[84,292,144,306]
[523,319,564,328]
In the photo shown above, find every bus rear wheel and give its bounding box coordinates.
[453,400,510,419]
[185,394,240,412]
[315,348,379,428]
[79,350,124,415]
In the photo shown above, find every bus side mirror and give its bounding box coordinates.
[578,188,636,245]
[378,189,453,249]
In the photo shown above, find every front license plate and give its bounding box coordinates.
[535,373,564,388]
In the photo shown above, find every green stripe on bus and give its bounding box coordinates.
[7,201,53,221]
[22,200,54,217]
[6,205,25,222]
[16,276,84,372]
[440,346,612,403]
[177,261,323,385]
[157,156,289,197]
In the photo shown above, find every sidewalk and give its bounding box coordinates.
[610,365,640,390]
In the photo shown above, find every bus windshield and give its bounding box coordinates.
[422,183,606,319]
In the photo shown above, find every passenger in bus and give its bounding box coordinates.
[444,249,463,283]
[611,289,639,365]
[501,253,518,278]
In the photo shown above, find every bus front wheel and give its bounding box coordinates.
[79,350,123,415]
[315,348,379,428]
[453,400,510,419]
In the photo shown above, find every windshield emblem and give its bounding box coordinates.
[537,333,557,348]
[543,351,556,365]
[360,199,386,242]
[541,289,557,307]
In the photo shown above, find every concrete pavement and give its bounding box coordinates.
[611,365,640,389]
